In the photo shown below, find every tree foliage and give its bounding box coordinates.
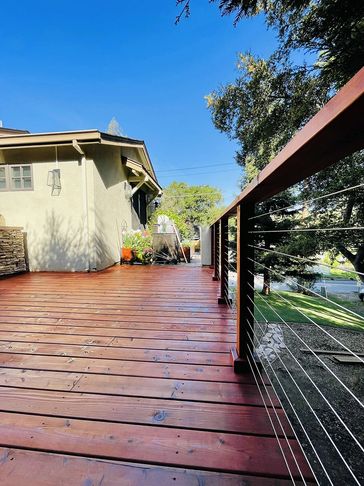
[107,117,124,136]
[149,182,223,239]
[303,152,364,281]
[252,191,302,294]
[206,54,330,181]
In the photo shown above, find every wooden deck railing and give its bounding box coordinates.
[209,67,364,485]
[211,66,364,370]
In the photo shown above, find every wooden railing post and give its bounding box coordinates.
[212,222,220,281]
[231,203,255,372]
[218,216,229,304]
[210,224,215,269]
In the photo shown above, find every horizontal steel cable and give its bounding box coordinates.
[245,317,328,485]
[249,258,364,323]
[249,226,364,234]
[248,292,362,485]
[252,273,364,364]
[250,244,364,278]
[246,309,343,486]
[247,289,364,455]
[244,348,301,484]
[249,183,364,221]
[248,278,364,410]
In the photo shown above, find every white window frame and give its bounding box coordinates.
[0,164,34,192]
[0,166,7,191]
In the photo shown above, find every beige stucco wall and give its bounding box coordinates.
[87,145,130,270]
[0,143,153,272]
[0,146,91,271]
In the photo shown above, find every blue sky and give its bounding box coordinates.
[1,1,277,203]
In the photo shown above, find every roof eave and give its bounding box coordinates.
[0,129,160,187]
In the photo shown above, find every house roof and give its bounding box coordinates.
[0,129,159,185]
[0,127,30,135]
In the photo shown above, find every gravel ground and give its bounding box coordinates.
[255,322,364,485]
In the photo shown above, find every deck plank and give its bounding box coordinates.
[0,315,236,333]
[0,323,236,341]
[0,367,278,406]
[0,330,233,352]
[0,386,291,436]
[0,412,312,478]
[0,448,307,486]
[0,340,231,365]
[0,352,262,383]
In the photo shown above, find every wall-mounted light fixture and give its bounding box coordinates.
[47,168,61,196]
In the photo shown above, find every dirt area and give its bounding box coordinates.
[256,322,364,485]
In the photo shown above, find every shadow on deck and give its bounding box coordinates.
[0,264,313,485]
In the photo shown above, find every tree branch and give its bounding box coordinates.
[337,243,355,264]
[342,194,355,225]
[175,0,191,24]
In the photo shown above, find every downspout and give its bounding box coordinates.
[55,145,59,169]
[72,140,91,271]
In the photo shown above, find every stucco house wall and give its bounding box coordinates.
[0,146,90,271]
[89,145,132,271]
[0,130,161,272]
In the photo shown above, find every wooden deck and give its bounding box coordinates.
[0,264,314,485]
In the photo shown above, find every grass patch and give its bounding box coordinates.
[321,268,358,280]
[255,291,364,331]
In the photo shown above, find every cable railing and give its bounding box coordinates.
[209,68,364,485]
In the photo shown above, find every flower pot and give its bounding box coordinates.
[181,246,191,263]
[121,247,133,262]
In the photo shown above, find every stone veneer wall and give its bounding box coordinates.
[0,227,27,276]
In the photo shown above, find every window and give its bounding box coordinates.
[0,167,6,190]
[0,164,33,191]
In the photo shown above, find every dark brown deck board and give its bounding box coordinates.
[0,323,236,341]
[0,265,314,484]
[0,387,291,436]
[0,352,260,383]
[0,331,233,352]
[0,340,231,365]
[0,448,309,486]
[0,411,311,478]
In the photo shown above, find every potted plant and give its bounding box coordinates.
[122,230,154,264]
[133,230,153,264]
[121,233,135,263]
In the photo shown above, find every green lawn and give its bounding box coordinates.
[323,268,358,280]
[255,291,364,331]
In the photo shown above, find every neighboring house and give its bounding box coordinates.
[0,128,162,271]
